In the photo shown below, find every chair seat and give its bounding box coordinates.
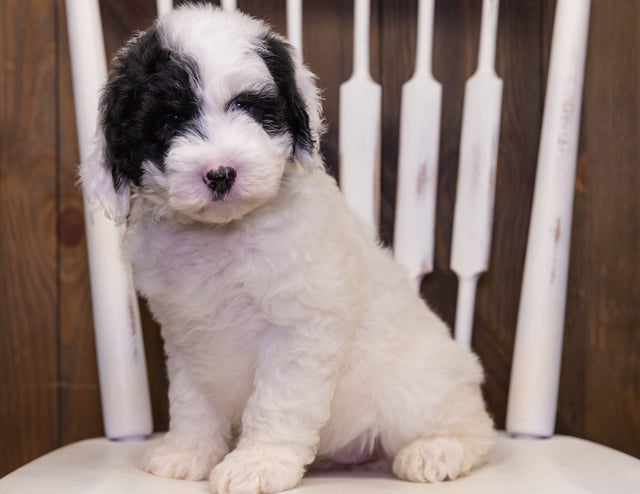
[2,432,639,493]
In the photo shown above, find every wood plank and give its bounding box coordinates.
[302,0,357,179]
[99,0,157,59]
[559,0,640,456]
[239,0,287,34]
[0,0,59,475]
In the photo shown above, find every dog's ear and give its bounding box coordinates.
[291,60,326,171]
[79,130,131,225]
[79,31,150,225]
[260,34,325,171]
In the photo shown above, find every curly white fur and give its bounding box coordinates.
[81,5,495,494]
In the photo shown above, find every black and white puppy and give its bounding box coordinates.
[81,4,495,494]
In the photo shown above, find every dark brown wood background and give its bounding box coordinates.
[1,0,638,476]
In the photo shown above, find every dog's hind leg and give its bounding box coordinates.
[386,384,496,483]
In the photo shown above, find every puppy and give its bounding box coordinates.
[81,4,495,493]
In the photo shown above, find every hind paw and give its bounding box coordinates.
[392,437,465,483]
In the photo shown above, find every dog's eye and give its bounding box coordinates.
[155,114,183,140]
[228,99,266,122]
[165,114,183,128]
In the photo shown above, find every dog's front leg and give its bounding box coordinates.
[210,324,344,494]
[142,351,230,480]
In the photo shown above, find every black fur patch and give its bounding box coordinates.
[227,90,288,136]
[257,35,314,156]
[99,27,200,190]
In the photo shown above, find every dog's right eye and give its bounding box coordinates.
[155,114,183,140]
[164,114,183,128]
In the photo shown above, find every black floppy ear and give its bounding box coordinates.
[78,29,159,224]
[98,87,132,203]
[97,27,163,194]
[78,37,138,224]
[259,34,315,159]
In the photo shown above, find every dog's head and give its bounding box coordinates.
[80,4,324,224]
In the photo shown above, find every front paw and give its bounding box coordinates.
[210,446,305,494]
[142,439,225,481]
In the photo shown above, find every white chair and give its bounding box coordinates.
[2,0,639,493]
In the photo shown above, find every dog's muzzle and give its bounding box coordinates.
[204,166,236,199]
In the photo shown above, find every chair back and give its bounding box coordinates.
[65,0,591,442]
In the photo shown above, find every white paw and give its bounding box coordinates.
[141,440,224,481]
[210,446,304,494]
[392,437,465,483]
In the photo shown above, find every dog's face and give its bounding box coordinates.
[81,5,323,224]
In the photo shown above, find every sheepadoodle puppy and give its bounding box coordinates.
[81,4,495,493]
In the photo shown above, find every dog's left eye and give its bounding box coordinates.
[228,98,267,122]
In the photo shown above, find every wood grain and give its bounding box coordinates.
[0,0,59,474]
[1,0,639,477]
[303,0,358,179]
[558,0,640,452]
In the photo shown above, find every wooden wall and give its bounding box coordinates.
[1,0,638,476]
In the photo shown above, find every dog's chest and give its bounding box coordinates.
[125,218,283,414]
[126,217,281,318]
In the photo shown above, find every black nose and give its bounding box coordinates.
[204,166,236,196]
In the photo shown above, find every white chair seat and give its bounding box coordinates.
[2,433,639,494]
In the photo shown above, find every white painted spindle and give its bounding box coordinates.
[339,0,382,231]
[450,0,503,346]
[156,0,173,17]
[394,0,441,287]
[286,0,303,56]
[65,0,152,440]
[221,0,236,11]
[507,0,591,438]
